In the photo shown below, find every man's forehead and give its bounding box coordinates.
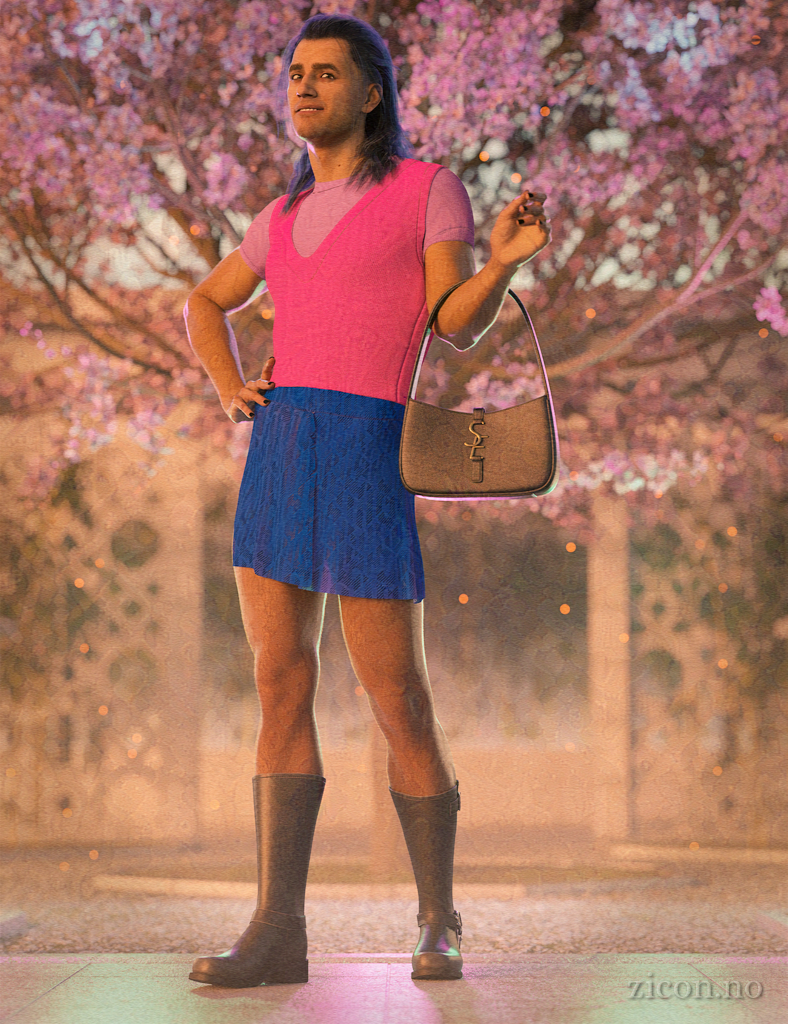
[291,37,353,68]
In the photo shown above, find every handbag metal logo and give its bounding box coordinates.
[464,407,488,483]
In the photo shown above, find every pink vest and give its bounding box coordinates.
[265,158,443,405]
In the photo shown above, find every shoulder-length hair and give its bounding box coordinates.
[275,13,415,215]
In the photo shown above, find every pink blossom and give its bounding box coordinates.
[754,286,788,337]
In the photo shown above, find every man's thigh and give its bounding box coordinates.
[337,594,428,684]
[233,567,327,656]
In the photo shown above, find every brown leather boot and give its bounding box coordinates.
[390,780,463,980]
[189,773,325,987]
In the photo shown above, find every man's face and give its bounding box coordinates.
[287,37,380,145]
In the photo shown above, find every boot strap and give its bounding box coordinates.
[251,908,306,930]
[417,910,462,935]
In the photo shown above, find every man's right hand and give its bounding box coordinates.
[226,356,276,422]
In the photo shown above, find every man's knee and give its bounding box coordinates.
[254,646,319,700]
[368,677,434,726]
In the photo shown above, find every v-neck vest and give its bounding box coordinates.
[265,157,444,405]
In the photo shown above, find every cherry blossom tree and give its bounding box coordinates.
[2,0,786,510]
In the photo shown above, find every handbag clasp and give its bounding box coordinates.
[465,407,487,482]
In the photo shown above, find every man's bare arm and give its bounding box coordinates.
[183,249,273,420]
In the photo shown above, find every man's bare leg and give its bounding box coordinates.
[337,594,455,796]
[234,568,326,775]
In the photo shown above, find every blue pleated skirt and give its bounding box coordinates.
[233,386,425,602]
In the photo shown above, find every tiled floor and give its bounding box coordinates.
[1,953,786,1023]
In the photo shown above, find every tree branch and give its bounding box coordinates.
[136,227,197,287]
[545,255,775,379]
[673,335,739,399]
[8,216,173,376]
[21,214,188,363]
[677,207,748,308]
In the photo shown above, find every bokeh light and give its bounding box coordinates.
[560,603,570,614]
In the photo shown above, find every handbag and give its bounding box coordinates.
[399,280,560,500]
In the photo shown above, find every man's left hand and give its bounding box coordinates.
[489,189,551,272]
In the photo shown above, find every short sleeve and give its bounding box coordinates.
[238,196,282,277]
[423,167,475,256]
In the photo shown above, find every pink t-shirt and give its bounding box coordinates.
[239,165,474,273]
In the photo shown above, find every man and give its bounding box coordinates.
[185,13,549,987]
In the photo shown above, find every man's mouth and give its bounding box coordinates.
[297,107,323,112]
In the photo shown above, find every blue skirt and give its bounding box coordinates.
[233,386,425,602]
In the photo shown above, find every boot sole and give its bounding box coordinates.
[189,960,308,987]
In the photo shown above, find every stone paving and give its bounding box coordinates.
[1,847,787,1022]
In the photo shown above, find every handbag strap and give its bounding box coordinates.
[408,281,556,410]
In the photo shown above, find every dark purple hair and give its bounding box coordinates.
[276,13,415,214]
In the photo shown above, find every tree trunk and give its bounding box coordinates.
[587,490,631,841]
